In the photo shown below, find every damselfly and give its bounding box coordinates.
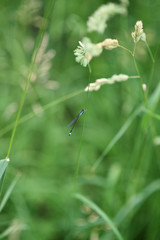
[68,109,86,136]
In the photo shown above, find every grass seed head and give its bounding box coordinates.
[132,20,144,43]
[99,38,119,50]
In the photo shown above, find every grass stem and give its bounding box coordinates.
[6,0,56,158]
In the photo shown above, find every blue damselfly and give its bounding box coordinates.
[68,109,86,136]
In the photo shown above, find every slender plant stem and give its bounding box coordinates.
[132,43,147,105]
[133,42,137,56]
[118,43,147,105]
[145,40,155,63]
[73,64,91,193]
[6,69,33,159]
[6,0,56,159]
[132,56,147,105]
[146,46,158,97]
[118,44,133,56]
[72,124,85,193]
[128,76,140,79]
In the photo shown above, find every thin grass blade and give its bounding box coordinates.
[115,179,160,225]
[0,159,9,180]
[75,193,124,240]
[0,159,10,194]
[0,173,20,213]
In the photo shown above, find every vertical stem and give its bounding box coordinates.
[6,0,56,158]
[72,64,91,193]
[118,43,147,106]
[72,126,84,193]
[133,43,137,56]
[145,40,155,63]
[132,55,147,106]
[6,71,32,158]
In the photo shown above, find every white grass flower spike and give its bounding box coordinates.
[132,20,143,43]
[74,38,118,67]
[87,3,127,34]
[98,38,119,50]
[85,74,140,92]
[74,41,88,67]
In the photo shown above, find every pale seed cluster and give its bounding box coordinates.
[87,3,127,34]
[85,74,139,92]
[15,0,42,26]
[131,20,144,43]
[98,38,119,50]
[31,34,57,90]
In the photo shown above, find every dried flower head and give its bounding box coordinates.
[31,34,56,84]
[85,74,139,92]
[87,3,127,34]
[88,213,99,223]
[98,38,119,50]
[15,0,42,26]
[131,20,144,43]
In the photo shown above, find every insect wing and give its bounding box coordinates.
[67,115,79,127]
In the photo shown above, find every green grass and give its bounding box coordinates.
[0,0,160,239]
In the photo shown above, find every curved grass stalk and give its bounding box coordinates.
[145,40,155,63]
[114,179,160,225]
[118,44,133,56]
[75,193,124,240]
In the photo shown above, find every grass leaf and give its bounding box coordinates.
[0,159,10,194]
[75,193,124,240]
[0,174,20,213]
[115,179,160,225]
[0,159,9,180]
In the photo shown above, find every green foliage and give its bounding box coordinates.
[0,0,160,239]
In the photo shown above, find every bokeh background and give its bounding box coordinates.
[0,0,160,239]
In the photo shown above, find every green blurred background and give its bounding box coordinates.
[0,0,160,239]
